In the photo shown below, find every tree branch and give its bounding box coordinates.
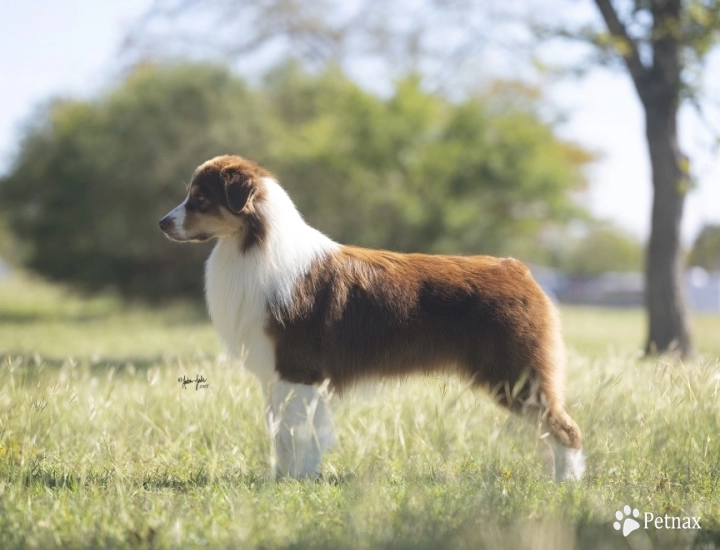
[592,0,649,92]
[649,0,682,104]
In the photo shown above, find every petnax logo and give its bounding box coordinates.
[613,504,701,537]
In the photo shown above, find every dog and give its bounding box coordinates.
[159,155,585,481]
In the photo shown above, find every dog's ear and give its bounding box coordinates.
[220,166,257,213]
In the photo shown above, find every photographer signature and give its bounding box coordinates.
[177,375,209,390]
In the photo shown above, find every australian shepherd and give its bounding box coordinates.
[159,155,585,481]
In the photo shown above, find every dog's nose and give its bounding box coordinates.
[158,217,172,232]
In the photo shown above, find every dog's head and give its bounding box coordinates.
[159,155,269,244]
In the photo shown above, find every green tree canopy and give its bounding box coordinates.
[559,225,644,276]
[0,63,269,299]
[689,224,720,271]
[0,61,592,300]
[263,65,592,256]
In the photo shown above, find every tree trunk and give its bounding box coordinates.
[592,0,694,357]
[643,102,694,357]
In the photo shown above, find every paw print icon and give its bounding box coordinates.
[614,505,641,537]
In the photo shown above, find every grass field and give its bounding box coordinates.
[1,273,719,549]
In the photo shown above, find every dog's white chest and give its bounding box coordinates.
[205,239,275,381]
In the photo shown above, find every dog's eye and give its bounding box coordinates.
[195,194,210,208]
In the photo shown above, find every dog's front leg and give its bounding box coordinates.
[266,380,335,479]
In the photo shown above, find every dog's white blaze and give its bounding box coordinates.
[205,177,339,387]
[167,198,188,239]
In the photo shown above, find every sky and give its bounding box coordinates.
[1,0,719,245]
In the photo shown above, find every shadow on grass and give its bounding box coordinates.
[19,462,268,493]
[0,299,209,327]
[0,311,114,325]
[140,470,271,492]
[22,465,110,490]
[0,353,217,376]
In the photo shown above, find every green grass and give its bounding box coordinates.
[1,273,719,549]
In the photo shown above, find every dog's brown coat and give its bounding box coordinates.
[267,245,582,449]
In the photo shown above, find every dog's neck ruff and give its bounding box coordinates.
[204,178,338,359]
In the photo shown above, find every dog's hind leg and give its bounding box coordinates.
[505,394,585,481]
[492,368,585,481]
[266,379,335,479]
[532,307,585,481]
[544,406,585,481]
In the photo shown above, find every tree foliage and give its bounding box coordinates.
[128,0,498,88]
[559,225,644,276]
[0,62,591,300]
[689,224,720,271]
[264,65,591,256]
[0,63,268,299]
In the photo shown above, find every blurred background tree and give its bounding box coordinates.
[265,65,591,256]
[559,225,644,276]
[0,61,591,300]
[689,224,720,271]
[0,63,269,300]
